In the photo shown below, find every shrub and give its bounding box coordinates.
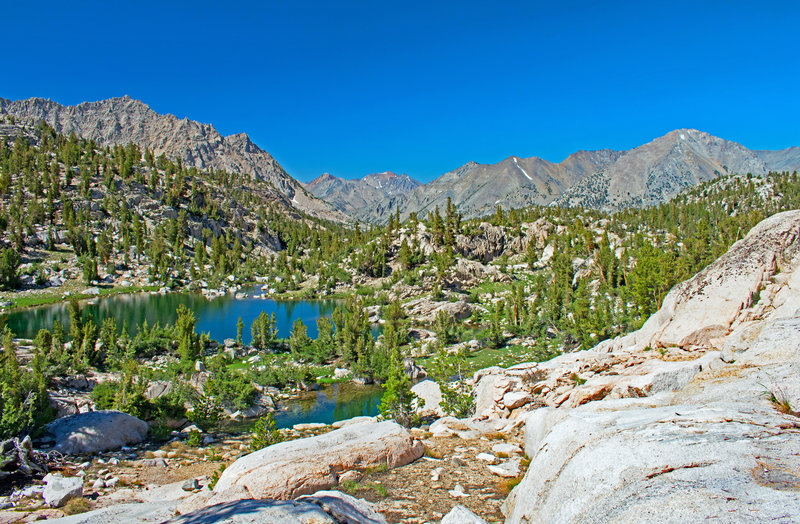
[249,413,283,452]
[90,381,118,410]
[62,498,91,515]
[208,464,226,490]
[185,429,203,447]
[187,393,222,432]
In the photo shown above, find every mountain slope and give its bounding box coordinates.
[305,171,421,222]
[755,146,800,172]
[568,128,771,210]
[0,96,344,221]
[392,149,621,221]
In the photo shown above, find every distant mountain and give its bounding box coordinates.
[555,129,779,210]
[314,129,800,222]
[754,146,800,172]
[305,171,421,222]
[0,95,345,222]
[389,149,622,221]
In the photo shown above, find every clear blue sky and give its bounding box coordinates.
[2,1,799,183]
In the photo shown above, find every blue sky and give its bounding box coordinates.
[2,1,799,183]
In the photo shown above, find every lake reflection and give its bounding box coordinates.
[272,382,382,428]
[3,288,338,343]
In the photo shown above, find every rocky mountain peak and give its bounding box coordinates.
[307,173,339,186]
[0,95,344,221]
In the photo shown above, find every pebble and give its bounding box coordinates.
[92,479,106,490]
[448,484,469,498]
[140,458,168,467]
[182,478,200,491]
[451,456,466,467]
[491,443,522,455]
[477,453,498,464]
[431,467,443,482]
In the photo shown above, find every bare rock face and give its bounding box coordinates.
[305,128,797,223]
[180,421,423,512]
[501,210,800,523]
[601,209,800,352]
[40,410,149,455]
[447,258,510,287]
[555,128,777,212]
[402,298,473,324]
[505,396,800,522]
[305,171,421,223]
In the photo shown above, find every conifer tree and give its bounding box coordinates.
[378,346,418,427]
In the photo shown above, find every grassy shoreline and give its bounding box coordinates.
[0,284,162,311]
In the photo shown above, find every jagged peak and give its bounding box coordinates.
[308,172,342,185]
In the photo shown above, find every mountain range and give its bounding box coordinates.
[2,95,799,224]
[308,129,800,222]
[304,171,421,222]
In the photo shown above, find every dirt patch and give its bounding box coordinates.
[333,430,526,523]
[751,459,800,491]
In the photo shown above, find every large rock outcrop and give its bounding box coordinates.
[600,209,800,351]
[471,210,800,421]
[40,410,149,455]
[180,421,423,512]
[501,210,800,522]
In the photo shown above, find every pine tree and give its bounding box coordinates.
[236,316,244,346]
[175,305,200,370]
[378,347,418,427]
[289,318,311,361]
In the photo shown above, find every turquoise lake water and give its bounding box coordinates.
[3,287,338,343]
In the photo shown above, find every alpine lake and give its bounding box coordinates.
[2,287,383,430]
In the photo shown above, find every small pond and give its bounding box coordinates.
[226,382,384,431]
